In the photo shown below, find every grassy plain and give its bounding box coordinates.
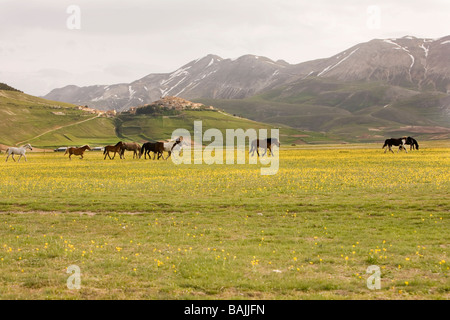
[0,142,449,299]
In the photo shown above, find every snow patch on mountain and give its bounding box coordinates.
[207,58,216,68]
[420,43,430,57]
[318,48,359,77]
[128,86,135,99]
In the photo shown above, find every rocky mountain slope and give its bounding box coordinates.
[44,35,450,113]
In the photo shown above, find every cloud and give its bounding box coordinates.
[1,0,449,96]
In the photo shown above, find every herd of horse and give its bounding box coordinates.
[382,136,419,153]
[3,136,419,162]
[64,137,186,160]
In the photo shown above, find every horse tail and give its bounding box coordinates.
[64,149,68,155]
[414,139,419,150]
[382,140,387,149]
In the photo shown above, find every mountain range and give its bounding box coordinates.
[44,35,450,140]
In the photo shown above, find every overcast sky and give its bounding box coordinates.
[1,0,449,96]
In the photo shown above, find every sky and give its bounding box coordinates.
[1,0,449,96]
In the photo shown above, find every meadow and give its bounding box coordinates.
[0,143,449,299]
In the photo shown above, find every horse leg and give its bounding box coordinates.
[261,147,267,157]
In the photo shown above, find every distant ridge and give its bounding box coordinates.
[44,35,450,112]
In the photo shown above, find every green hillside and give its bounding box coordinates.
[196,78,450,142]
[0,89,332,149]
[116,109,334,145]
[0,90,117,148]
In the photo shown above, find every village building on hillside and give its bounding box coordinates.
[123,96,215,114]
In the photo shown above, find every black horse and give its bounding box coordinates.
[405,136,419,150]
[140,142,165,160]
[249,138,280,157]
[382,137,407,153]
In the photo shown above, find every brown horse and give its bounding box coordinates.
[64,145,91,160]
[104,141,124,160]
[249,138,280,157]
[120,142,141,159]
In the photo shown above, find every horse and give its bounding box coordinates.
[170,137,188,154]
[120,142,141,159]
[162,137,185,160]
[382,138,407,153]
[249,138,280,157]
[5,144,32,162]
[140,142,165,160]
[103,141,124,160]
[64,145,91,160]
[405,136,419,150]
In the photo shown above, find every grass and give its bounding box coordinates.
[0,143,449,299]
[1,89,324,149]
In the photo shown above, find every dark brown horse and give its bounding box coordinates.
[404,136,419,151]
[382,137,407,153]
[64,145,91,160]
[249,138,280,157]
[120,142,141,159]
[103,141,124,160]
[140,142,165,160]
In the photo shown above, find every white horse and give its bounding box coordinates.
[162,137,186,160]
[5,144,33,162]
